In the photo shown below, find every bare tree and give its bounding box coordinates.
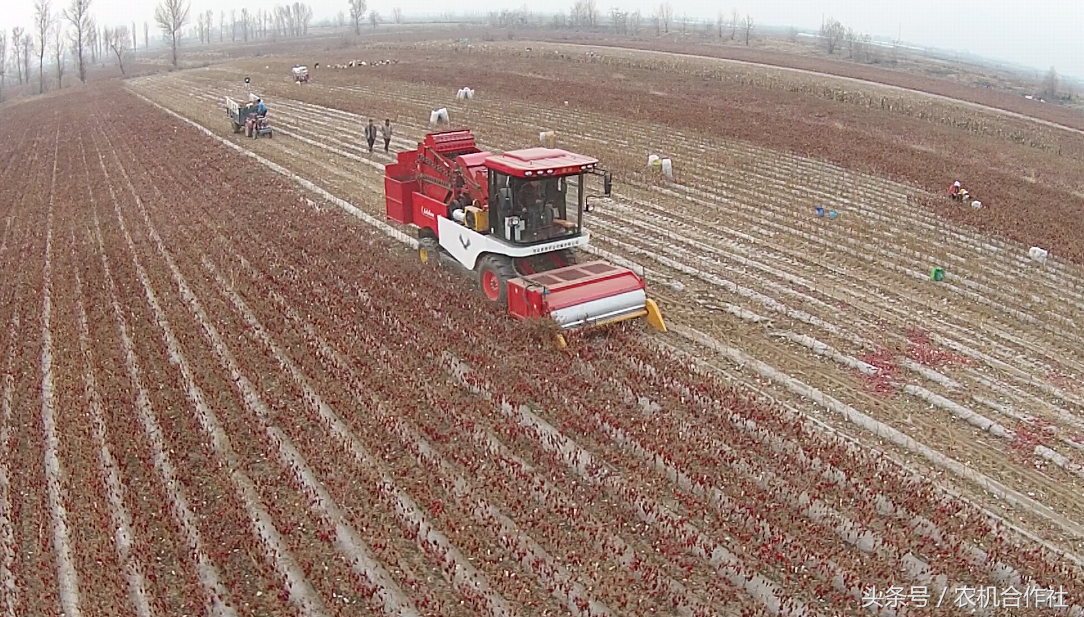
[716,11,723,38]
[35,0,52,94]
[86,19,98,62]
[85,18,96,60]
[23,34,34,82]
[1043,66,1058,100]
[679,13,687,35]
[336,10,346,27]
[154,0,190,67]
[51,20,65,87]
[570,0,591,28]
[297,3,313,35]
[218,11,224,41]
[820,17,845,55]
[652,2,671,33]
[349,0,366,34]
[11,27,25,84]
[107,24,129,74]
[629,10,640,34]
[392,7,402,24]
[143,21,148,49]
[62,0,91,83]
[230,10,236,40]
[729,8,737,39]
[17,31,34,85]
[0,31,7,102]
[609,7,627,34]
[741,14,753,45]
[369,9,381,28]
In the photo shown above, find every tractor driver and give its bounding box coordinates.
[517,183,542,218]
[256,98,267,117]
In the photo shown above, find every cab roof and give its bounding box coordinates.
[486,147,599,178]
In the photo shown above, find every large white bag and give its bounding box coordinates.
[430,108,450,124]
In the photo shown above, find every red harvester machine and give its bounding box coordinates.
[384,128,666,346]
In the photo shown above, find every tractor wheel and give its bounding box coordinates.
[268,130,273,139]
[418,236,440,267]
[477,254,516,306]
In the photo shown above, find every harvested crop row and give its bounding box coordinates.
[143,76,1084,520]
[105,86,1079,611]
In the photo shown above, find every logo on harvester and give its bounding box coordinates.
[421,207,435,220]
[459,235,471,249]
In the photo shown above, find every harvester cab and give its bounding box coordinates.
[385,128,666,346]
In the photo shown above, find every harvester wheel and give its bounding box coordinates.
[418,236,440,266]
[477,254,516,305]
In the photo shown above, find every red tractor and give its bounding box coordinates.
[384,129,666,345]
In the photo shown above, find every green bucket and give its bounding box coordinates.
[930,267,945,282]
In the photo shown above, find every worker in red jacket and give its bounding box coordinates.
[948,180,961,200]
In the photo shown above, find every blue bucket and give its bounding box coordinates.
[816,207,825,217]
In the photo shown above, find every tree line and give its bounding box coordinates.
[0,0,318,102]
[485,3,756,46]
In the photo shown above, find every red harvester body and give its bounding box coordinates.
[384,128,665,341]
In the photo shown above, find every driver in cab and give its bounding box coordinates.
[517,183,571,231]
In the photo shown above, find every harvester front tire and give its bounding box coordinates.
[418,237,440,267]
[477,254,516,306]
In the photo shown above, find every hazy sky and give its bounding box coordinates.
[2,0,1081,80]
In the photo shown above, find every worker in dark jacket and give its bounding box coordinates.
[365,119,377,152]
[381,119,394,152]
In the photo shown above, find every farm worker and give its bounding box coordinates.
[365,119,378,153]
[256,98,267,116]
[381,119,394,153]
[948,180,961,199]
